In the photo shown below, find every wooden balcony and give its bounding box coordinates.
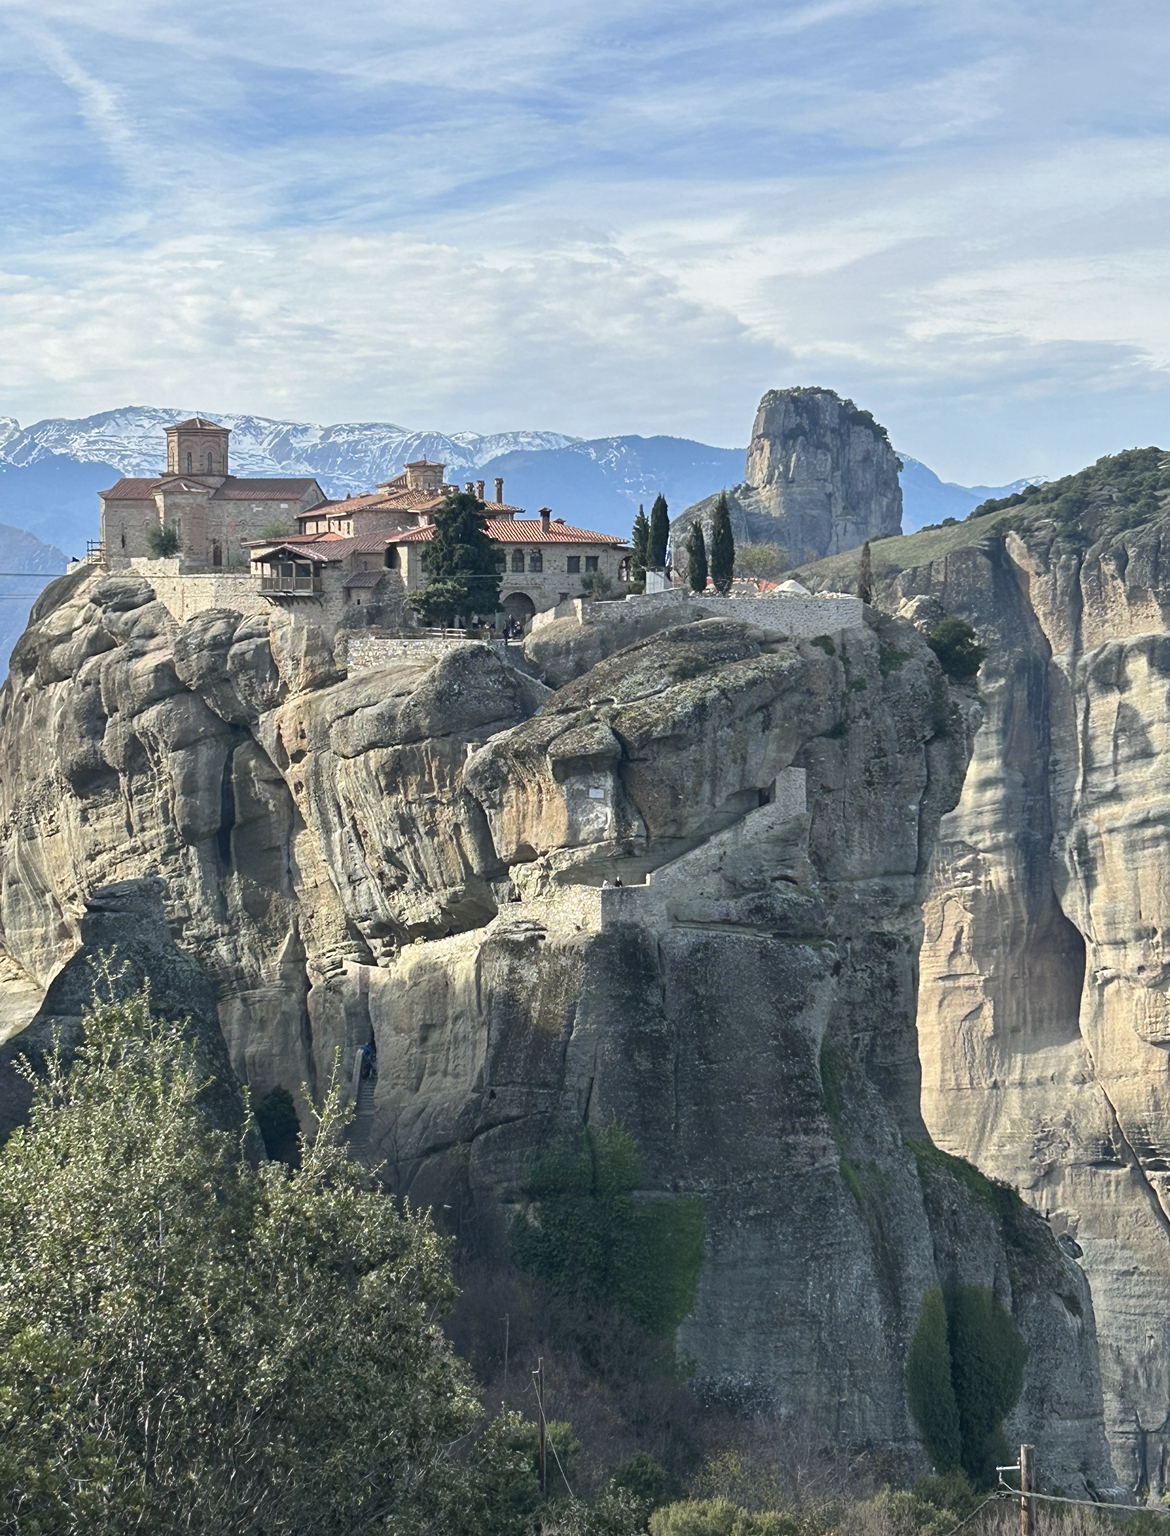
[260,573,322,595]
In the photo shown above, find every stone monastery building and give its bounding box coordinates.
[100,417,629,628]
[99,418,328,566]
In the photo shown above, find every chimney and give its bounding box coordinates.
[540,507,551,533]
[495,477,504,503]
[476,480,485,500]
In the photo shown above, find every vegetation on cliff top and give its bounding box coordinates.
[794,445,1170,596]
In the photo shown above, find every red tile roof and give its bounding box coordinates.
[343,569,387,588]
[100,478,162,500]
[210,478,323,501]
[100,475,322,502]
[389,519,628,546]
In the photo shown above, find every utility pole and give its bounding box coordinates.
[532,1358,546,1494]
[1020,1444,1035,1536]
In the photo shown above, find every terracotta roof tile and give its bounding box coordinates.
[211,478,322,501]
[99,478,161,500]
[343,569,387,588]
[389,519,628,546]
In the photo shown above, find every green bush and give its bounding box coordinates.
[905,1283,1027,1485]
[512,1125,704,1339]
[649,1499,798,1536]
[926,618,986,681]
[145,523,181,557]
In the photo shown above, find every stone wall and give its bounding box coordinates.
[532,589,864,639]
[122,562,270,623]
[345,633,510,673]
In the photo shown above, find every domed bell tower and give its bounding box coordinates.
[165,417,230,480]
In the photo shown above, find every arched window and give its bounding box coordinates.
[186,453,192,472]
[528,549,543,573]
[510,548,524,572]
[211,541,222,567]
[207,453,214,472]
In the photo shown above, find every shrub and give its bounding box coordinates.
[926,618,985,680]
[512,1124,704,1339]
[734,542,787,580]
[649,1499,798,1536]
[145,523,181,557]
[581,571,615,600]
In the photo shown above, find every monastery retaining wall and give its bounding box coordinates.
[345,634,511,674]
[531,589,865,638]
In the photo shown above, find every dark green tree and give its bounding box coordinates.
[857,540,873,604]
[145,524,181,557]
[906,1286,962,1472]
[631,505,650,585]
[927,617,986,680]
[905,1283,1027,1486]
[685,522,708,594]
[512,1124,704,1339]
[946,1284,1028,1486]
[709,491,735,595]
[411,489,503,625]
[648,494,670,570]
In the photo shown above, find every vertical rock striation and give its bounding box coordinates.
[868,488,1170,1489]
[672,388,903,566]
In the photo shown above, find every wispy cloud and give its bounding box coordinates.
[0,0,1166,480]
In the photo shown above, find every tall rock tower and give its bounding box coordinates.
[672,387,902,567]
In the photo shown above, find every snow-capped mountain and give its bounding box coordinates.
[0,408,576,495]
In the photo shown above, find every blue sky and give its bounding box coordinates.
[0,0,1166,482]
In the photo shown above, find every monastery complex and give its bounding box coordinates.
[98,417,630,631]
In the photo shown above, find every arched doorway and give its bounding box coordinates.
[503,592,536,633]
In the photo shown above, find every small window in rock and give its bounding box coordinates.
[585,555,599,572]
[566,555,580,573]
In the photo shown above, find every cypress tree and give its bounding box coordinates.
[411,489,503,626]
[709,491,735,595]
[648,494,669,570]
[857,540,873,604]
[685,522,708,594]
[631,505,650,585]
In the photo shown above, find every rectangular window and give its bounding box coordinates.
[585,555,599,572]
[566,555,580,574]
[511,548,525,572]
[528,549,543,572]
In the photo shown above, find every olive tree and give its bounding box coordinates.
[0,968,481,1534]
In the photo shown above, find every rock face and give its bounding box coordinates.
[673,389,903,567]
[0,568,1110,1485]
[875,513,1170,1491]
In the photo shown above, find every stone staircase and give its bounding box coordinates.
[349,1074,377,1159]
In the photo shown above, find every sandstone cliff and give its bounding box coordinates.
[672,388,903,567]
[797,451,1170,1490]
[0,570,1109,1486]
